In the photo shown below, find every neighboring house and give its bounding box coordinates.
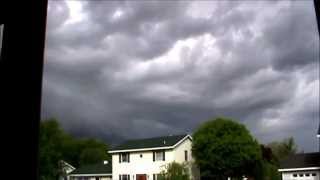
[278,152,320,180]
[59,160,76,180]
[108,134,200,180]
[68,161,112,180]
[278,122,320,180]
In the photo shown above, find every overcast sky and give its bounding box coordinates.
[42,0,319,152]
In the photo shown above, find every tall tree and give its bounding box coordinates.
[39,119,110,180]
[39,119,66,180]
[192,117,262,180]
[258,145,281,180]
[78,138,110,166]
[267,137,297,161]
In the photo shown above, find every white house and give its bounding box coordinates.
[278,152,320,180]
[108,134,200,180]
[278,123,320,180]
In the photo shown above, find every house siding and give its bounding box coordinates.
[281,170,320,180]
[172,138,200,180]
[173,137,193,163]
[112,150,174,180]
[111,137,199,180]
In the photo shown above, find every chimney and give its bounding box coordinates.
[103,160,108,165]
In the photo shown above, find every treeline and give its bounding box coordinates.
[39,117,298,180]
[192,117,298,180]
[39,119,110,180]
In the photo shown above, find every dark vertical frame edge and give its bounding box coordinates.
[0,1,48,179]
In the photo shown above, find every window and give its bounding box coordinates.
[153,150,165,161]
[312,173,317,176]
[119,153,130,163]
[299,174,303,177]
[119,174,130,180]
[185,150,188,161]
[293,174,297,177]
[140,154,143,158]
[305,173,310,177]
[156,151,163,161]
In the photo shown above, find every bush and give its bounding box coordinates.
[159,162,190,180]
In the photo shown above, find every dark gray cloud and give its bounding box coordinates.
[261,1,318,71]
[42,0,319,151]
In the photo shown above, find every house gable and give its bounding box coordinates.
[172,136,193,163]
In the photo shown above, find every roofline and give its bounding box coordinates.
[108,134,192,153]
[108,146,173,153]
[60,160,76,170]
[69,173,112,177]
[278,167,320,172]
[173,134,192,148]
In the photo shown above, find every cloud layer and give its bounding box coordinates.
[42,0,319,151]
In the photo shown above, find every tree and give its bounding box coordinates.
[39,119,66,180]
[76,138,110,166]
[39,119,110,180]
[255,145,281,180]
[159,162,190,180]
[192,117,262,179]
[267,137,297,161]
[262,162,281,180]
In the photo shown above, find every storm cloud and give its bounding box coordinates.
[42,0,319,151]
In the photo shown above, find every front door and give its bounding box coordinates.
[136,174,147,180]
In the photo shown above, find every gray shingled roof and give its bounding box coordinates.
[69,161,112,175]
[110,134,189,151]
[280,152,320,169]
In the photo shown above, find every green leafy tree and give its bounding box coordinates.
[39,119,66,180]
[39,119,110,180]
[79,147,109,166]
[59,134,82,167]
[159,162,190,180]
[77,138,110,166]
[267,137,297,161]
[262,162,281,180]
[256,137,298,180]
[259,145,281,180]
[192,117,262,180]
